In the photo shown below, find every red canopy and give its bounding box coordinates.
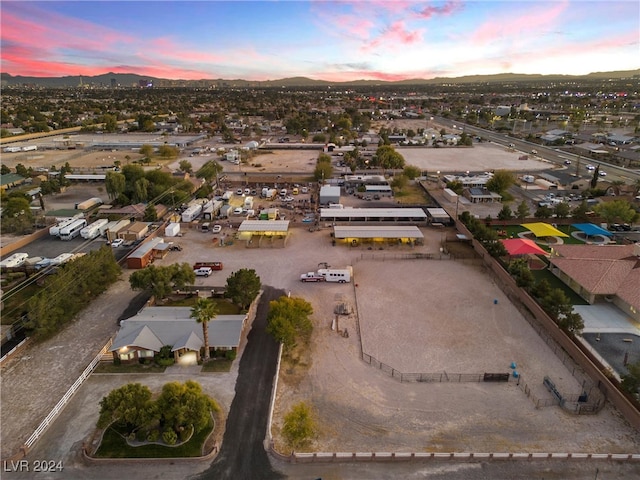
[501,238,548,256]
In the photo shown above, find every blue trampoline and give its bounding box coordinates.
[572,223,613,237]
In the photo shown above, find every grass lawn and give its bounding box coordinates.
[531,269,589,306]
[93,362,167,374]
[164,296,241,314]
[393,184,427,204]
[95,420,213,458]
[201,358,233,372]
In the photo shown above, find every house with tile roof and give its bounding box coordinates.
[549,243,640,322]
[109,306,247,363]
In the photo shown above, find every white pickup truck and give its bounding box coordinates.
[300,272,326,282]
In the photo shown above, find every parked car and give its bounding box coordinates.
[168,243,182,251]
[195,267,213,277]
[283,196,294,202]
[233,207,244,215]
[212,224,222,233]
[110,238,124,248]
[236,188,243,195]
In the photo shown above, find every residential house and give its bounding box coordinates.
[549,243,640,322]
[109,306,247,363]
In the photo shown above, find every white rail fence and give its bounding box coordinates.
[22,338,113,453]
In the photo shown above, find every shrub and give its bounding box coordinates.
[136,428,147,442]
[147,429,159,442]
[162,428,177,445]
[179,426,192,443]
[225,350,237,361]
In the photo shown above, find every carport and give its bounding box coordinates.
[237,220,290,248]
[320,207,427,224]
[333,225,424,247]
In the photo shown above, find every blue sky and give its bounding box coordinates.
[1,1,638,80]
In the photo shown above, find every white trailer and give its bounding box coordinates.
[181,204,203,223]
[59,218,88,240]
[50,253,75,266]
[0,253,29,268]
[3,146,22,153]
[318,266,352,283]
[165,222,181,237]
[49,217,77,236]
[21,145,38,152]
[81,219,109,239]
[75,197,103,210]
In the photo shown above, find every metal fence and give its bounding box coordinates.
[23,338,113,452]
[361,353,511,384]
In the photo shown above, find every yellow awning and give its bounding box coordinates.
[520,222,568,238]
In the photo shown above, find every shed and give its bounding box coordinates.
[426,208,451,224]
[319,185,341,205]
[119,221,149,241]
[126,237,165,269]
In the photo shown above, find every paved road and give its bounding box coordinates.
[195,286,285,480]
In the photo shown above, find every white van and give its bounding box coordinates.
[280,188,287,197]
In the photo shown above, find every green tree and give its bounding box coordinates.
[621,360,640,396]
[139,144,154,160]
[282,402,317,450]
[558,311,584,335]
[179,160,193,174]
[314,154,333,182]
[143,203,158,221]
[516,200,530,220]
[374,145,405,170]
[593,200,639,226]
[534,205,553,219]
[133,177,150,203]
[571,200,590,222]
[97,383,154,429]
[0,164,10,175]
[129,263,195,300]
[486,170,515,194]
[403,165,421,180]
[590,165,600,189]
[25,247,121,339]
[225,268,261,310]
[196,160,223,182]
[102,114,118,133]
[553,201,571,219]
[15,163,30,177]
[497,204,513,221]
[390,174,408,191]
[155,380,218,434]
[266,296,314,351]
[190,298,218,361]
[507,258,534,289]
[158,145,179,159]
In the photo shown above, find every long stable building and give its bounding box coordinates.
[333,225,424,247]
[236,220,290,247]
[320,207,427,224]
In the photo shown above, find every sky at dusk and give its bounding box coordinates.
[1,1,638,82]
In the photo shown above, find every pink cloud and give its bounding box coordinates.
[471,1,569,44]
[415,0,463,19]
[362,20,424,52]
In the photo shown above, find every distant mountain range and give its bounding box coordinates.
[1,70,639,88]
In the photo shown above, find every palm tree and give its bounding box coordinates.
[190,298,218,361]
